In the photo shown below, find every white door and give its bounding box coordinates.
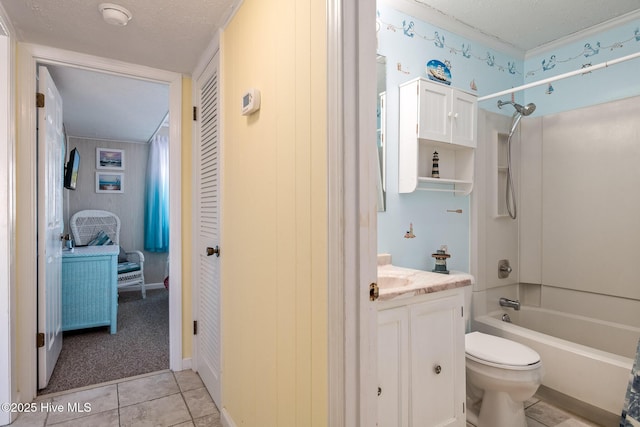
[194,52,222,406]
[37,66,64,389]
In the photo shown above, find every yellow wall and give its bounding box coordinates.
[181,76,193,358]
[221,0,327,425]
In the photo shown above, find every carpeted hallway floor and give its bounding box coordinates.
[39,288,169,395]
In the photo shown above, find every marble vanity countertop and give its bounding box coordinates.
[378,262,473,302]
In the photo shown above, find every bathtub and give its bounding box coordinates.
[473,307,639,416]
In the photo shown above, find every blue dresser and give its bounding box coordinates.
[61,245,119,334]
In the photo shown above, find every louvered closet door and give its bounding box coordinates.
[195,52,221,406]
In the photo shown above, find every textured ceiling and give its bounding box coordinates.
[46,65,169,143]
[1,0,239,143]
[2,0,238,74]
[5,0,640,71]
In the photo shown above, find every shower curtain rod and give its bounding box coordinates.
[478,50,640,102]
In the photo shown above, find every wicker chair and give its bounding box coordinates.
[70,209,146,298]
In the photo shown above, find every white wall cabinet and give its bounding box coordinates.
[399,78,477,194]
[377,288,466,427]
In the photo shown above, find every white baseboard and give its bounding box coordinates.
[181,358,192,370]
[221,408,236,427]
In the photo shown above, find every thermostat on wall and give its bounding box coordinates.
[241,89,261,115]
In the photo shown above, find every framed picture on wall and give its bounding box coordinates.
[95,172,124,193]
[96,147,125,170]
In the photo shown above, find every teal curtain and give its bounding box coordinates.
[144,135,169,252]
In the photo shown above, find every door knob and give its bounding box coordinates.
[206,246,220,257]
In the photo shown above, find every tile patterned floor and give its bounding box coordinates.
[524,397,603,427]
[467,395,605,427]
[14,371,606,427]
[10,370,222,427]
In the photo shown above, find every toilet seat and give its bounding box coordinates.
[466,332,541,371]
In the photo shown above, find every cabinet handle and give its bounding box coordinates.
[453,113,459,119]
[447,111,452,118]
[434,364,442,374]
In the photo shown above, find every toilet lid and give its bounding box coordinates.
[465,331,540,367]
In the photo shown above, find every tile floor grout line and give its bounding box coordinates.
[174,371,197,424]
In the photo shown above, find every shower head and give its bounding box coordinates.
[497,100,536,116]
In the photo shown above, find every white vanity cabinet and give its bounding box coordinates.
[378,288,466,427]
[399,78,477,194]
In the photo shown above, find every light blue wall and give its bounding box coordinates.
[376,3,522,272]
[524,19,640,115]
[377,3,640,272]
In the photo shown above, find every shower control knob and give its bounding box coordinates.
[434,364,442,374]
[498,259,512,279]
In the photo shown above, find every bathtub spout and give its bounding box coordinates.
[499,297,521,311]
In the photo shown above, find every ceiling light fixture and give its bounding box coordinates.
[98,3,132,26]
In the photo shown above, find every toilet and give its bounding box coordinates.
[465,331,544,427]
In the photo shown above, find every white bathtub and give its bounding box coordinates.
[473,307,639,416]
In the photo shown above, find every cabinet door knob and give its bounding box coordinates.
[434,364,442,374]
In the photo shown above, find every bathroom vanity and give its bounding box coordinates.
[377,259,472,426]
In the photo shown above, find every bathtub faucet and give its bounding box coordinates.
[499,297,521,311]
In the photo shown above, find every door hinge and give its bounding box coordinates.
[463,401,465,413]
[461,306,464,317]
[37,332,45,348]
[36,93,45,108]
[193,106,197,121]
[193,320,198,335]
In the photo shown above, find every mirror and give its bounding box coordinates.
[377,54,387,212]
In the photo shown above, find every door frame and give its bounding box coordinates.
[327,0,378,425]
[0,5,15,426]
[16,43,183,402]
